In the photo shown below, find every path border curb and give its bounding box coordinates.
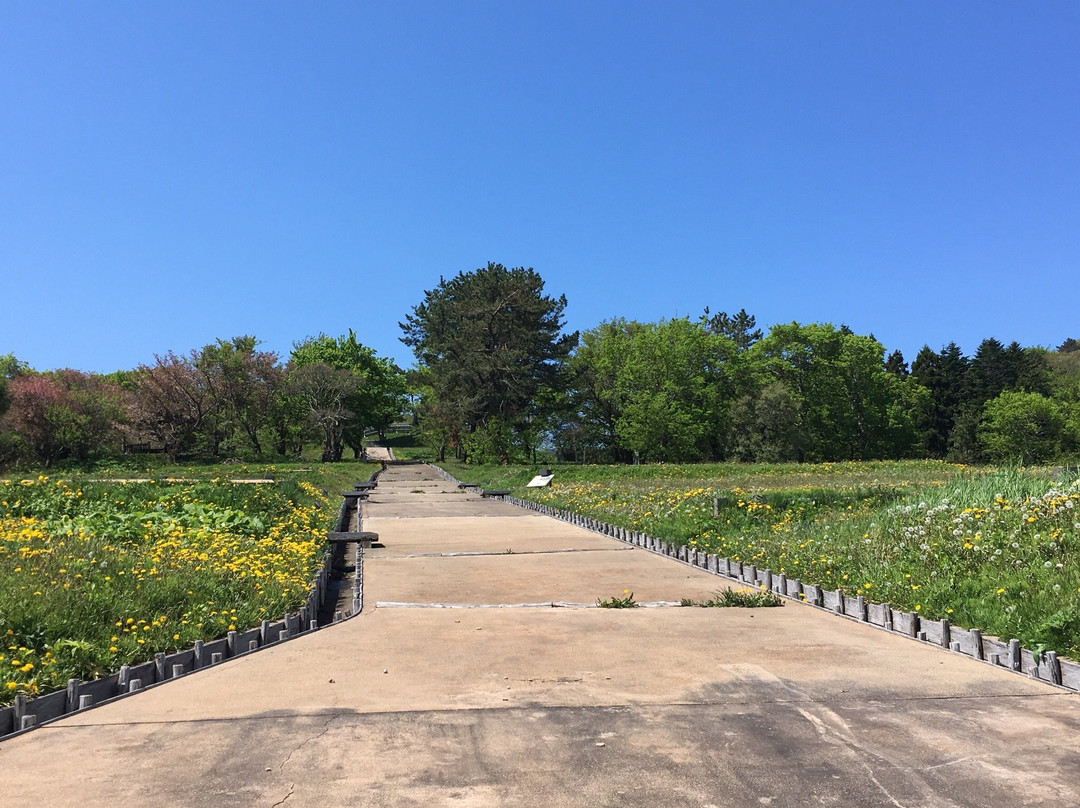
[428,464,1078,695]
[0,466,382,742]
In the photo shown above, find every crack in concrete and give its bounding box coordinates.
[723,664,957,808]
[268,714,338,807]
[269,784,295,808]
[279,713,338,773]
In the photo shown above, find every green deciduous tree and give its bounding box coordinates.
[0,354,30,380]
[750,323,915,460]
[197,336,284,456]
[560,319,640,463]
[290,331,406,461]
[979,391,1065,464]
[564,318,740,463]
[568,318,921,464]
[610,319,735,462]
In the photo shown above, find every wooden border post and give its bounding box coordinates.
[1009,639,1021,671]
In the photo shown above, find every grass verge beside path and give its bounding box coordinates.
[0,459,378,704]
[441,460,1080,659]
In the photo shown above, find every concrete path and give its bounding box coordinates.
[364,444,394,462]
[3,465,1080,806]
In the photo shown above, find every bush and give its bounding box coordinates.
[979,391,1065,464]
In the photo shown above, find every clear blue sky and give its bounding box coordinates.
[2,2,1078,373]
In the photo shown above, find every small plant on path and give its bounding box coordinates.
[597,590,637,608]
[683,588,784,608]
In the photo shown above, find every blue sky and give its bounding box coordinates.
[2,2,1078,373]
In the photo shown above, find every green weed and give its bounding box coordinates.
[446,460,1080,658]
[684,588,784,608]
[597,591,637,608]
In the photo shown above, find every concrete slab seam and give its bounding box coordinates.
[374,600,686,609]
[436,471,1080,697]
[377,547,635,560]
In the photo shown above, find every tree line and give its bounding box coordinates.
[0,333,406,467]
[401,263,1080,466]
[4,263,1078,468]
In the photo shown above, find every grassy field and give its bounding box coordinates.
[0,459,377,704]
[377,430,433,462]
[441,459,1080,658]
[7,451,1080,701]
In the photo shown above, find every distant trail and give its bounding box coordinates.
[364,444,393,461]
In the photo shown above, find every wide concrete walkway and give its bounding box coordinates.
[3,465,1080,806]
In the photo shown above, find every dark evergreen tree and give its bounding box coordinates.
[703,308,762,351]
[911,342,969,458]
[1007,342,1052,395]
[966,338,1008,406]
[946,404,984,464]
[885,349,908,377]
[401,263,576,463]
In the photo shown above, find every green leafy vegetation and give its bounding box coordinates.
[290,330,407,461]
[3,268,1079,470]
[0,460,371,705]
[448,460,1080,657]
[4,264,1080,696]
[682,589,784,608]
[0,334,406,471]
[400,262,575,464]
[597,591,637,608]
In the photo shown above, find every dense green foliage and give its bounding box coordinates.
[0,335,405,470]
[290,331,407,462]
[551,314,1076,466]
[393,267,1079,465]
[400,263,576,463]
[446,460,1080,657]
[3,264,1079,468]
[0,461,370,704]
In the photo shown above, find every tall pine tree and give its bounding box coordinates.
[401,263,576,463]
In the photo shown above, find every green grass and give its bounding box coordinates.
[682,589,784,608]
[437,459,1080,657]
[0,457,379,704]
[377,431,439,462]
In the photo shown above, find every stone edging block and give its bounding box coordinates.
[0,480,376,742]
[424,464,1077,697]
